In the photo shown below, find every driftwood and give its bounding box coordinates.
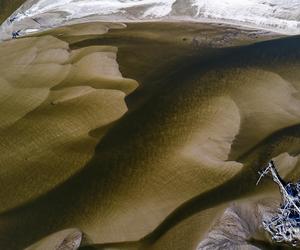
[257,160,300,247]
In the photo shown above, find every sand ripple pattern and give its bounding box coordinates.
[0,22,300,250]
[0,23,137,214]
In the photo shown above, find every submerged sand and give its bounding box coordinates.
[0,0,26,24]
[0,21,299,250]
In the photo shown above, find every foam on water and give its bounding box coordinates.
[1,0,300,39]
[21,0,176,19]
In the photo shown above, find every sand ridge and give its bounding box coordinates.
[0,23,138,215]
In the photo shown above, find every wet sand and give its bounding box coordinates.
[0,21,299,249]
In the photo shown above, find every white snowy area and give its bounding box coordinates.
[1,0,300,39]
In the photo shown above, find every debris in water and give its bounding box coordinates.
[257,160,300,247]
[12,30,21,39]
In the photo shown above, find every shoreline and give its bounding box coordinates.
[1,17,287,42]
[1,9,295,41]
